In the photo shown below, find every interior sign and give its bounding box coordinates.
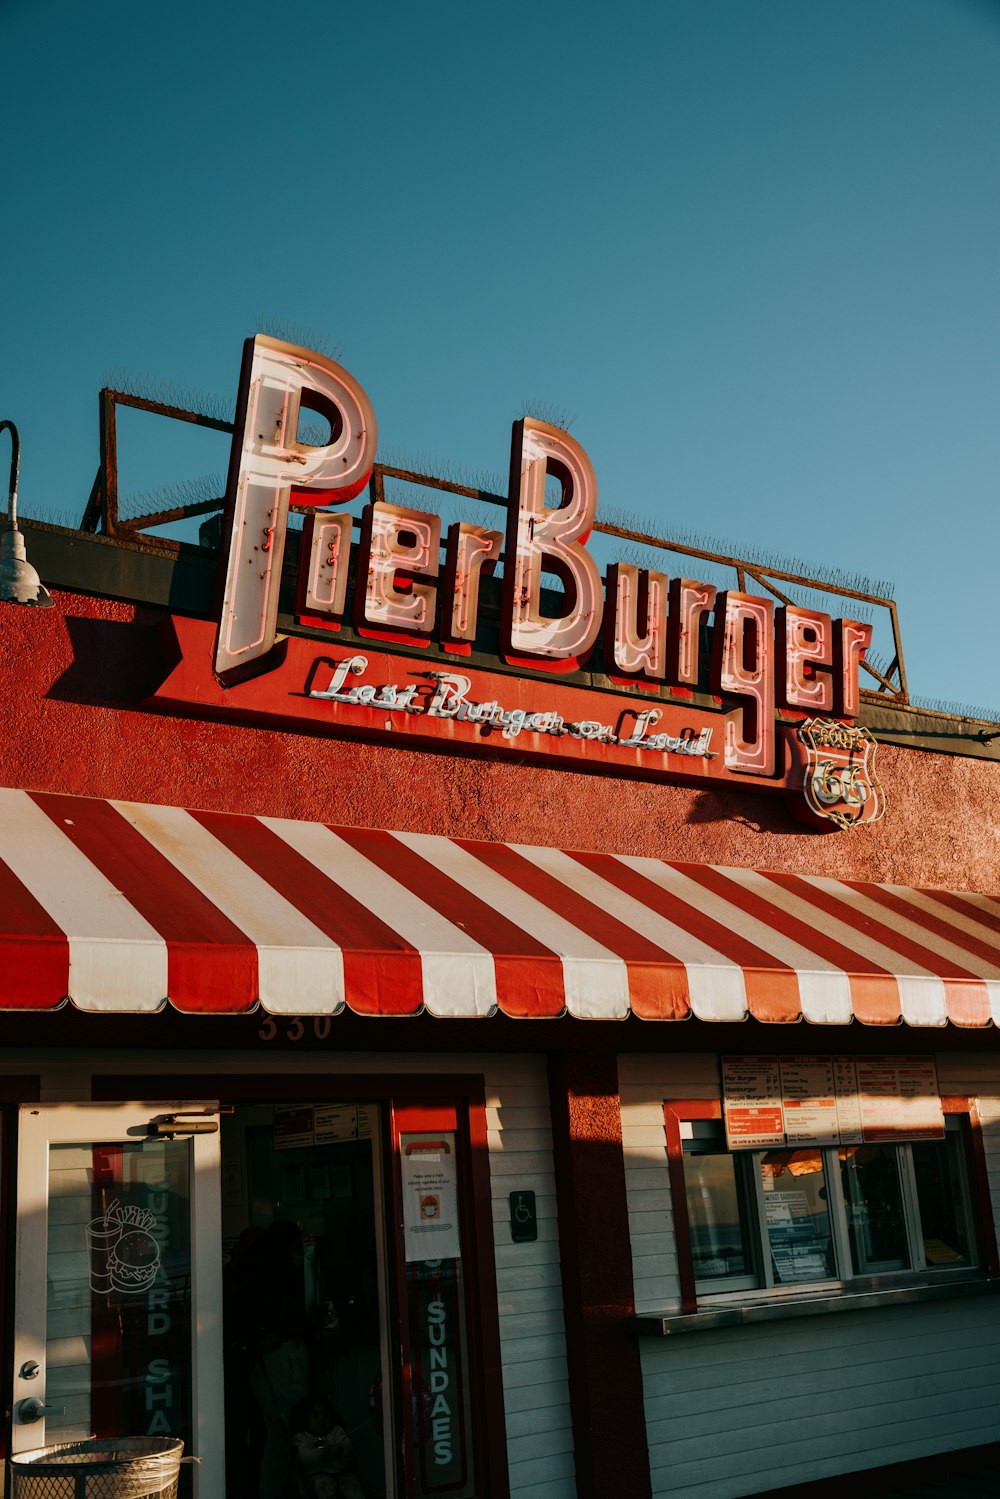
[410,1267,469,1492]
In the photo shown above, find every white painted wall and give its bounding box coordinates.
[620,1049,1000,1499]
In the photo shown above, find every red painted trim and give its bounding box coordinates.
[663,1101,722,1315]
[387,1101,417,1497]
[968,1099,1000,1275]
[549,1052,651,1499]
[390,1093,509,1499]
[939,1096,999,1274]
[90,1144,125,1436]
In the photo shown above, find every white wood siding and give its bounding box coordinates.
[620,1049,1000,1499]
[485,1056,575,1499]
[45,1149,93,1441]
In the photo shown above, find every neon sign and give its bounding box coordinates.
[200,336,885,826]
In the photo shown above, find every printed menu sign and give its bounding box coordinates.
[722,1055,944,1149]
[315,1104,358,1144]
[274,1102,379,1150]
[832,1057,865,1144]
[856,1056,944,1142]
[721,1057,784,1149]
[778,1057,839,1146]
[274,1106,315,1151]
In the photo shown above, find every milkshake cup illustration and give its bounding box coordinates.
[87,1201,123,1293]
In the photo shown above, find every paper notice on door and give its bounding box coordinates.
[401,1137,461,1263]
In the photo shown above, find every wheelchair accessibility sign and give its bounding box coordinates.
[509,1190,537,1243]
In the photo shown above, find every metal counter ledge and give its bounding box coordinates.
[633,1274,1000,1335]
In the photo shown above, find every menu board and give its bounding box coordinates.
[273,1105,315,1151]
[274,1102,377,1150]
[722,1056,944,1149]
[779,1057,839,1146]
[720,1056,784,1147]
[856,1057,945,1142]
[315,1104,359,1145]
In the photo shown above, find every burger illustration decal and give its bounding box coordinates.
[87,1200,161,1294]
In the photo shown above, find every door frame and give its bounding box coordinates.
[94,1071,510,1499]
[13,1102,224,1498]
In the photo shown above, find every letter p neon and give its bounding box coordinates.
[214,335,377,680]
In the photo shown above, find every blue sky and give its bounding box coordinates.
[2,0,998,715]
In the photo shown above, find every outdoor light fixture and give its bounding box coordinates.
[0,419,54,608]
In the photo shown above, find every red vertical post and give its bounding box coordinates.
[548,1051,652,1499]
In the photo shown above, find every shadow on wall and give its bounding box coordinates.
[685,788,806,838]
[46,611,180,708]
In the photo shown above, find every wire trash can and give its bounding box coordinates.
[9,1437,185,1499]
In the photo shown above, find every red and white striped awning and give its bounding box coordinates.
[1,789,999,1025]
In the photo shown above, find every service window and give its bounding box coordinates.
[680,1115,978,1301]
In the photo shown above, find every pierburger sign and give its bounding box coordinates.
[151,335,886,831]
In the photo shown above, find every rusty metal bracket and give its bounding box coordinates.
[82,389,234,539]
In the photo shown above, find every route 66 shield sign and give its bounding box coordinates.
[790,719,886,831]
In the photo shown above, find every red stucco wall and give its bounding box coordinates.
[3,591,998,894]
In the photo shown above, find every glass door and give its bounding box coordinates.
[220,1100,395,1499]
[12,1103,224,1497]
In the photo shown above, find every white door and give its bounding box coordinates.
[12,1103,225,1497]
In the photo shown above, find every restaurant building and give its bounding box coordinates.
[1,337,998,1499]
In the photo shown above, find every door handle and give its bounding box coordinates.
[16,1397,64,1423]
